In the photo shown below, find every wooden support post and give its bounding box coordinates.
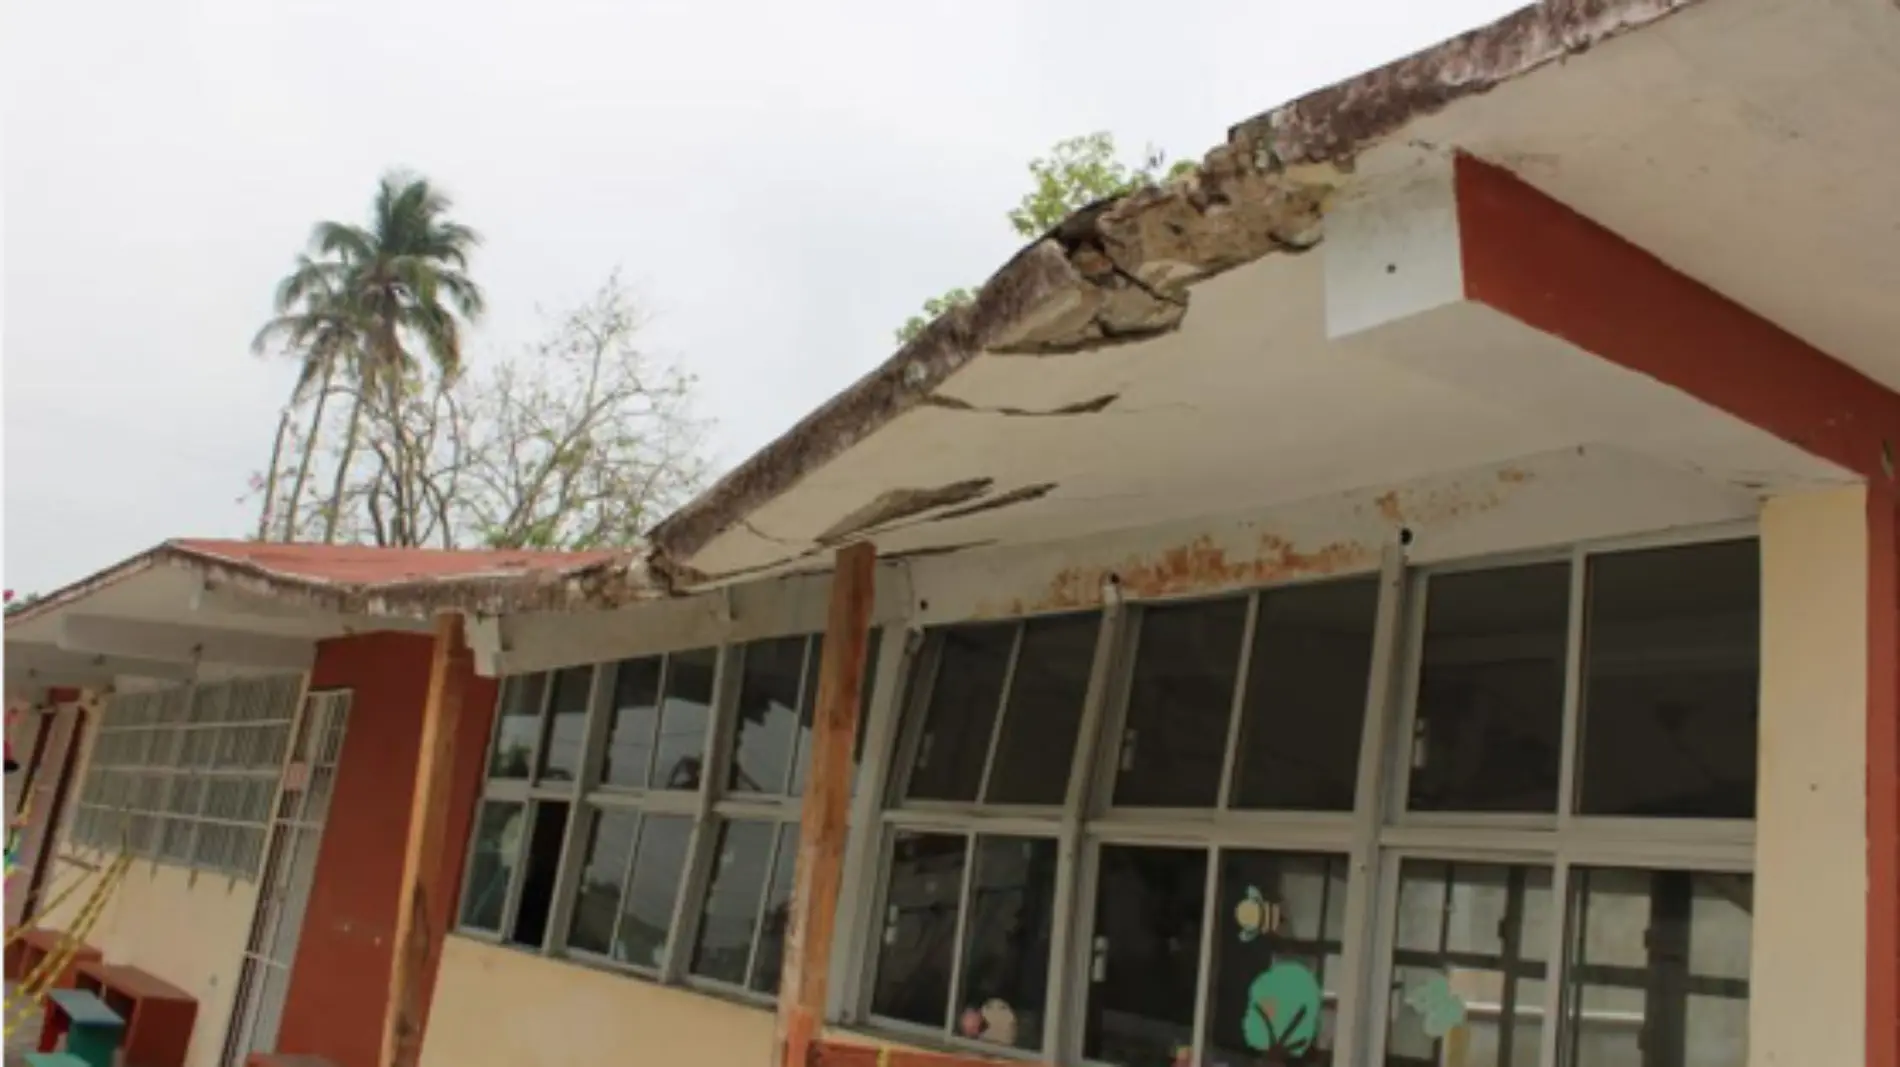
[380,614,470,1067]
[773,543,877,1067]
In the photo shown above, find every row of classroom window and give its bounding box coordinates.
[457,535,1759,1067]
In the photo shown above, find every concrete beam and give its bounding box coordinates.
[1453,152,1900,483]
[57,614,314,670]
[7,642,196,683]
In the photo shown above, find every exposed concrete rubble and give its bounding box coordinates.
[645,0,1704,572]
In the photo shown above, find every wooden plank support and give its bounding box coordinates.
[380,614,470,1067]
[773,543,877,1067]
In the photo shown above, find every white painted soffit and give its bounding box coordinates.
[647,0,1896,586]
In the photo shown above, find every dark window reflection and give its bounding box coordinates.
[986,615,1098,806]
[1084,845,1208,1065]
[508,800,571,948]
[616,814,691,968]
[1205,851,1350,1066]
[871,832,968,1027]
[488,674,546,779]
[1409,565,1570,813]
[749,822,801,995]
[459,800,524,932]
[656,649,717,791]
[1385,861,1552,1067]
[731,637,806,795]
[566,808,638,955]
[1232,579,1378,812]
[1114,600,1248,809]
[537,667,592,782]
[790,628,884,796]
[601,658,662,789]
[955,837,1058,1051]
[906,626,1015,802]
[1578,541,1759,819]
[690,819,777,985]
[1561,868,1751,1067]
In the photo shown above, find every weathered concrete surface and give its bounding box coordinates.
[643,0,1705,572]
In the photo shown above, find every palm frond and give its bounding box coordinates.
[309,222,375,265]
[438,270,487,321]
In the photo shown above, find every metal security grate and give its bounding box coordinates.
[70,674,303,878]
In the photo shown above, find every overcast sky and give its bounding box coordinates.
[2,0,1521,593]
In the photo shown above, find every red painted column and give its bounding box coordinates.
[273,633,496,1067]
[1451,151,1900,1067]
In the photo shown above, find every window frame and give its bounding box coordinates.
[851,522,1759,1067]
[450,520,1762,1067]
[454,626,900,1010]
[69,674,304,880]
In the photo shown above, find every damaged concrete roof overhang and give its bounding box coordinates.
[644,0,1900,588]
[4,540,648,694]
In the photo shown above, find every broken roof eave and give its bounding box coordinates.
[643,0,1702,575]
[5,541,668,633]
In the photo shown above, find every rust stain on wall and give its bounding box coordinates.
[1366,467,1536,528]
[981,531,1377,617]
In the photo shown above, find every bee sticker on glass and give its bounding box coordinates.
[1234,885,1282,942]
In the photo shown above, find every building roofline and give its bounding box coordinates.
[5,540,657,629]
[644,0,1700,567]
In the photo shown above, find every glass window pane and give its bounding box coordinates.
[615,814,692,968]
[1084,845,1208,1066]
[1113,599,1248,809]
[1578,540,1759,818]
[655,650,717,791]
[985,615,1097,806]
[1561,868,1751,1067]
[730,638,807,795]
[1205,851,1350,1066]
[1231,578,1378,812]
[602,657,662,789]
[537,667,593,783]
[790,628,884,796]
[459,801,525,932]
[488,674,546,780]
[871,831,968,1028]
[905,625,1015,802]
[1408,564,1570,813]
[566,808,638,955]
[1383,860,1552,1067]
[749,822,802,995]
[509,801,572,949]
[954,837,1058,1051]
[690,820,778,985]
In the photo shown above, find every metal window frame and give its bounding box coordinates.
[75,676,302,879]
[437,519,1766,1067]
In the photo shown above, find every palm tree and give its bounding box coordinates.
[253,256,365,541]
[259,173,484,543]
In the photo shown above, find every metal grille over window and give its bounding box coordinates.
[69,673,302,878]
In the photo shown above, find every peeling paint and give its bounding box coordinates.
[921,393,1120,417]
[932,483,1059,522]
[980,532,1378,618]
[1368,466,1536,527]
[816,479,995,545]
